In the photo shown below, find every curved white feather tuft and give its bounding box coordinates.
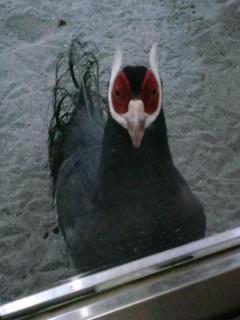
[110,47,122,87]
[145,43,162,128]
[149,43,160,85]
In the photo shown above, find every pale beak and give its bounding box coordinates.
[123,100,146,148]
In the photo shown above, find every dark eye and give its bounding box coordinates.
[115,90,120,97]
[152,89,157,96]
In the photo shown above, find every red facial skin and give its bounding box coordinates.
[141,70,159,114]
[111,72,131,114]
[112,69,159,115]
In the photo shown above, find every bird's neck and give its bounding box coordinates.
[95,109,174,207]
[97,109,173,185]
[103,108,172,162]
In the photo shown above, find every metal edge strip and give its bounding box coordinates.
[48,249,240,320]
[1,227,240,319]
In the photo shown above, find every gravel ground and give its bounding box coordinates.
[0,0,239,303]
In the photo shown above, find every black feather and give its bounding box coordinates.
[48,40,107,192]
[122,66,147,97]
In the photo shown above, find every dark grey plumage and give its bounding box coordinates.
[49,40,206,273]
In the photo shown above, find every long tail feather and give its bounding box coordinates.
[48,40,107,191]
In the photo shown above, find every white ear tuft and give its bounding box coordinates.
[110,47,122,87]
[149,43,160,85]
[145,43,162,129]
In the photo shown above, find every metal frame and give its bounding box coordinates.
[1,228,240,320]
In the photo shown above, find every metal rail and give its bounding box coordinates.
[1,227,240,320]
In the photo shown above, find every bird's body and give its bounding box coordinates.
[50,41,206,273]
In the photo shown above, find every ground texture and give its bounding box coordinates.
[0,0,240,303]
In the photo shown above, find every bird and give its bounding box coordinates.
[49,40,206,273]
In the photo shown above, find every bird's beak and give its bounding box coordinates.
[123,100,146,148]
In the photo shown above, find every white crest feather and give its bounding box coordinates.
[149,43,160,85]
[110,47,122,87]
[145,43,162,128]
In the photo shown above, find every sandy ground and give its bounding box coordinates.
[0,0,240,304]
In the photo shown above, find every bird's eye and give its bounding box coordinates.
[115,90,120,97]
[152,89,157,96]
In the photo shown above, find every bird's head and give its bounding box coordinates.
[108,44,162,148]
